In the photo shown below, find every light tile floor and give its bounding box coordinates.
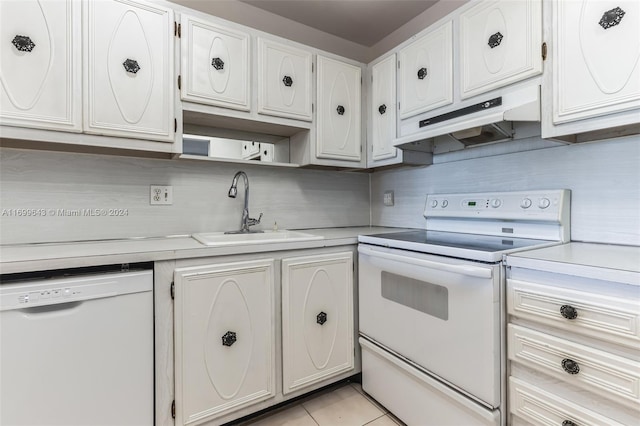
[241,382,405,426]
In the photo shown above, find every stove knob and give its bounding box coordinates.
[520,198,532,209]
[430,200,438,208]
[538,197,551,209]
[441,200,448,208]
[490,199,502,208]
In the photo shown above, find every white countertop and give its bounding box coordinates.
[507,242,640,286]
[0,227,410,274]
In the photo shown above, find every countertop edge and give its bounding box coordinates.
[0,227,410,275]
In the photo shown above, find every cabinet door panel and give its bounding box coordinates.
[316,56,361,162]
[460,0,542,99]
[398,21,453,119]
[257,38,312,121]
[0,0,81,131]
[508,324,640,409]
[553,0,640,124]
[370,54,398,163]
[509,377,626,426]
[84,0,173,142]
[282,252,354,394]
[174,260,275,425]
[181,15,250,111]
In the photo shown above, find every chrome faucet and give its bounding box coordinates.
[225,171,263,234]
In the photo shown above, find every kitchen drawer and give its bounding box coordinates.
[508,324,640,409]
[509,376,625,426]
[507,278,640,349]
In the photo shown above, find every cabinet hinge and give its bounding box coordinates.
[312,103,314,113]
[398,102,400,110]
[361,77,363,85]
[178,75,181,90]
[174,22,181,38]
[171,281,175,300]
[171,400,176,419]
[312,62,314,73]
[174,118,177,133]
[541,42,547,61]
[397,60,400,69]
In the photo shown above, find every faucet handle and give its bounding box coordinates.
[248,212,263,227]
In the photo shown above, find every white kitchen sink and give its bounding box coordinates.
[192,230,324,246]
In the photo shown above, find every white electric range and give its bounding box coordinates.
[358,189,571,426]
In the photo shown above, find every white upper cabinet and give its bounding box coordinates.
[369,54,398,165]
[180,14,250,111]
[551,0,640,126]
[0,0,81,132]
[257,38,312,121]
[459,0,542,99]
[316,55,361,162]
[84,0,174,142]
[398,20,453,119]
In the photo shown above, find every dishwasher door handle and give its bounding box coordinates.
[19,301,83,315]
[358,245,493,279]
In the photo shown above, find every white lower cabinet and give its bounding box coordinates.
[165,248,357,426]
[281,252,354,394]
[506,246,640,426]
[173,259,276,426]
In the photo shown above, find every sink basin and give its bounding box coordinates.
[192,230,324,246]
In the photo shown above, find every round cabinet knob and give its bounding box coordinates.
[221,331,237,347]
[441,200,448,208]
[561,358,580,375]
[490,199,502,208]
[560,305,578,320]
[520,198,532,209]
[538,197,551,209]
[431,200,438,208]
[316,311,328,325]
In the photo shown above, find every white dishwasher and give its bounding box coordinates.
[0,265,154,426]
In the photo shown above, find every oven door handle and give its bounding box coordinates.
[358,245,493,279]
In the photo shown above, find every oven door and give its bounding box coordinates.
[358,244,501,408]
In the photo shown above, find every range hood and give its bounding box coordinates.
[394,84,540,150]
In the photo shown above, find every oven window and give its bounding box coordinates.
[380,271,449,321]
[380,271,448,320]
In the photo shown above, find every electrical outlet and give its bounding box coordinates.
[150,185,173,205]
[383,190,394,206]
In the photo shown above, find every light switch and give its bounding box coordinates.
[383,191,394,206]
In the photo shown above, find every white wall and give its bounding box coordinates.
[371,135,640,246]
[0,148,370,245]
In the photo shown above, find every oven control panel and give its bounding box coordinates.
[425,190,570,222]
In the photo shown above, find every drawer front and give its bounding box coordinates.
[509,377,625,426]
[507,278,640,348]
[508,324,640,408]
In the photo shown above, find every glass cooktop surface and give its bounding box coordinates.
[358,230,558,262]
